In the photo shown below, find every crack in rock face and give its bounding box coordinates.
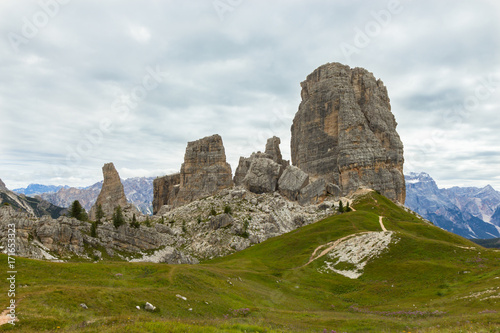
[319,231,397,279]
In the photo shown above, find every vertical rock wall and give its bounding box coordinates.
[291,62,405,203]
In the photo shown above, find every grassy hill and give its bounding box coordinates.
[1,191,499,332]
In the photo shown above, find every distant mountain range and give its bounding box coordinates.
[0,178,66,218]
[13,184,70,196]
[405,172,500,239]
[13,177,155,215]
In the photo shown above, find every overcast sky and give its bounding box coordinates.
[1,0,499,191]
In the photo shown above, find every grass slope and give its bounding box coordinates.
[1,192,499,332]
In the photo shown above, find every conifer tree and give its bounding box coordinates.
[338,200,344,213]
[69,200,87,221]
[112,205,125,229]
[96,204,104,224]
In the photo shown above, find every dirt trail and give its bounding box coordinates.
[379,216,387,231]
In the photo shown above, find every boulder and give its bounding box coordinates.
[298,179,327,205]
[145,302,156,311]
[209,213,233,230]
[243,158,281,194]
[277,165,309,201]
[326,183,341,197]
[290,62,405,203]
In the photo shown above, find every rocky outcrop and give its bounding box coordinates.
[234,137,291,195]
[277,165,309,201]
[234,156,253,186]
[154,135,233,211]
[90,163,137,220]
[291,62,405,204]
[243,157,282,194]
[0,179,7,192]
[153,173,180,214]
[265,136,286,166]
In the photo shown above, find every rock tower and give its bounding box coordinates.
[291,62,405,203]
[90,163,130,220]
[153,134,233,213]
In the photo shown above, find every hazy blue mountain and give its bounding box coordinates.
[13,184,69,196]
[405,172,500,239]
[36,177,154,215]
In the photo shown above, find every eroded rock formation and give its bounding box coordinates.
[153,173,180,214]
[153,135,233,212]
[234,137,291,196]
[90,163,137,220]
[291,62,405,203]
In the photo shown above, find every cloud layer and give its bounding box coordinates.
[0,0,499,191]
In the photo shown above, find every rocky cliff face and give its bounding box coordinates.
[291,62,405,204]
[153,173,180,214]
[89,163,137,220]
[153,135,233,212]
[0,205,197,263]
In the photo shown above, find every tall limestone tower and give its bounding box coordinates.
[291,62,405,203]
[90,162,137,220]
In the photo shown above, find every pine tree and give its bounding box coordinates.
[338,200,344,213]
[345,202,352,212]
[90,222,97,237]
[112,205,125,229]
[96,204,104,224]
[69,200,87,221]
[130,213,139,228]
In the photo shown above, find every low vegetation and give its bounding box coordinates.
[1,192,499,332]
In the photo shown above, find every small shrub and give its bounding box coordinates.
[210,207,217,216]
[182,220,187,233]
[197,216,202,224]
[145,216,152,227]
[224,205,232,215]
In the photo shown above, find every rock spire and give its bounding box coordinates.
[291,62,405,203]
[90,163,130,220]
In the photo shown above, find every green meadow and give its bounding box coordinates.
[1,192,499,332]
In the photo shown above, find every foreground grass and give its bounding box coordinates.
[1,192,499,332]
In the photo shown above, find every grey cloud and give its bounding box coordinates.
[0,0,499,191]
